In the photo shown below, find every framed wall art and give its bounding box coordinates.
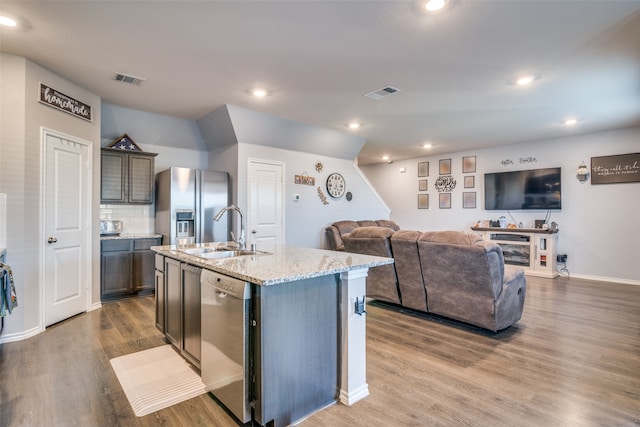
[464,175,475,188]
[439,193,451,209]
[463,192,477,209]
[418,161,429,177]
[439,159,451,175]
[418,179,428,191]
[462,156,476,173]
[418,194,429,209]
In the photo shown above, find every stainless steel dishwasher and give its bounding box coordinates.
[200,269,251,423]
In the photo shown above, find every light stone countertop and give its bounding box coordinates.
[152,243,394,286]
[100,233,163,240]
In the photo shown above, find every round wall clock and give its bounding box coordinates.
[326,173,346,198]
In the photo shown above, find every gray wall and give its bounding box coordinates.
[0,53,101,340]
[361,127,640,284]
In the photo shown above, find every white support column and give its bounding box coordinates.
[339,268,369,406]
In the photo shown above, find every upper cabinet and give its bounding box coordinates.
[101,148,158,204]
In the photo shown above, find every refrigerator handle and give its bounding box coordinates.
[195,170,202,243]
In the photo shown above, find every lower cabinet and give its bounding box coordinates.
[160,259,202,368]
[181,263,202,368]
[155,254,165,333]
[164,258,182,348]
[101,237,162,301]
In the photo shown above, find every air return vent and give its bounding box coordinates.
[113,73,145,86]
[364,86,401,100]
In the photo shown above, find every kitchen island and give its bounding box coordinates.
[152,243,393,426]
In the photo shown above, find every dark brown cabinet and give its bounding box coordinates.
[100,237,161,301]
[181,263,202,368]
[164,258,182,348]
[100,148,157,204]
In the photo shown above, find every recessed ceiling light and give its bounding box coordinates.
[425,0,446,12]
[516,75,535,86]
[348,122,361,130]
[564,118,578,126]
[252,88,268,97]
[382,155,390,161]
[423,143,433,149]
[0,16,17,27]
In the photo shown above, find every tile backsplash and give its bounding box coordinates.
[100,204,154,234]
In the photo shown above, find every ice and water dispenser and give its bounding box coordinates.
[175,210,195,245]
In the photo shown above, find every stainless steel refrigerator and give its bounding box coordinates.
[155,167,230,245]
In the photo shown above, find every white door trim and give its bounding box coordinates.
[40,127,93,328]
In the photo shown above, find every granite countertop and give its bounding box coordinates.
[152,243,394,286]
[100,233,163,240]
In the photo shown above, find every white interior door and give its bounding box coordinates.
[247,159,284,252]
[43,129,91,326]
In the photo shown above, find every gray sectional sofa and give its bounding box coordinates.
[324,219,400,251]
[342,227,527,332]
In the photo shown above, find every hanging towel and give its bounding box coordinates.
[0,262,17,317]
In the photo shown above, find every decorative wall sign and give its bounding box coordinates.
[317,187,329,205]
[439,193,451,209]
[464,176,475,188]
[418,194,429,209]
[418,179,428,191]
[108,133,142,151]
[435,175,456,192]
[462,156,476,173]
[418,161,429,177]
[39,82,92,121]
[591,153,640,184]
[439,159,451,175]
[463,192,477,209]
[294,173,315,186]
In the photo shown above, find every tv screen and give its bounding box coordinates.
[484,167,561,210]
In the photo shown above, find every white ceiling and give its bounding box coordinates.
[1,1,639,165]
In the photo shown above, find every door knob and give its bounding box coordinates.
[47,237,58,244]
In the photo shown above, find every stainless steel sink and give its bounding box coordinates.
[177,246,268,259]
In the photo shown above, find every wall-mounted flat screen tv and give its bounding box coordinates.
[484,167,561,210]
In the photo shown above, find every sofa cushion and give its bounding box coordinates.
[332,220,360,236]
[390,230,427,311]
[419,230,482,245]
[357,220,378,227]
[349,226,395,239]
[376,220,401,231]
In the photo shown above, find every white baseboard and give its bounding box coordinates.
[0,324,44,344]
[567,273,640,286]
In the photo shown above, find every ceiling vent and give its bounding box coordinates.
[113,73,145,86]
[364,86,401,100]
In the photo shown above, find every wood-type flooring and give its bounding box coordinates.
[1,275,639,426]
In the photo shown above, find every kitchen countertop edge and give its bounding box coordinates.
[100,233,163,240]
[152,244,393,286]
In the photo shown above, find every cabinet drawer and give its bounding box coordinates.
[101,239,131,252]
[134,238,161,251]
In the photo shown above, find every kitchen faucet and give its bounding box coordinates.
[213,205,246,250]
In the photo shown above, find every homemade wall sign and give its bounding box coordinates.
[591,153,640,184]
[39,82,92,121]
